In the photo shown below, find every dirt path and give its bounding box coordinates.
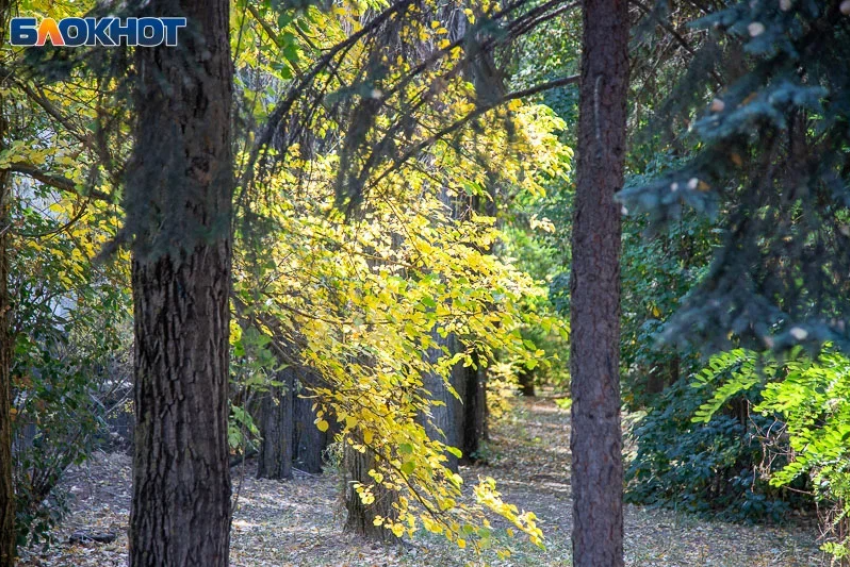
[18,398,825,566]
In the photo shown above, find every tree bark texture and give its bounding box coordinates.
[419,331,461,473]
[0,195,13,567]
[569,0,629,565]
[0,0,16,558]
[0,56,15,567]
[127,0,234,565]
[343,444,398,543]
[257,369,295,481]
[293,371,334,474]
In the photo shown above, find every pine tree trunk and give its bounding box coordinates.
[127,0,234,565]
[257,369,295,480]
[569,0,629,565]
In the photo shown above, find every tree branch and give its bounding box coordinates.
[5,163,110,202]
[363,74,580,193]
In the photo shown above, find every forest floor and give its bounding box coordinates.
[18,397,826,566]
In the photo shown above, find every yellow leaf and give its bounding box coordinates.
[316,419,329,432]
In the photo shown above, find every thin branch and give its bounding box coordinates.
[5,163,111,202]
[365,74,579,192]
[630,0,724,87]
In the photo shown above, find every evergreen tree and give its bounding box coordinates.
[621,0,850,354]
[569,0,630,565]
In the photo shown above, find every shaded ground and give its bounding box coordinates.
[18,398,825,566]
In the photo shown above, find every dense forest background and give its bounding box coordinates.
[1,0,849,565]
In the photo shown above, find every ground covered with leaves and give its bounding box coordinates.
[18,398,824,566]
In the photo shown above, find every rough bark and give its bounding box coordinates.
[343,351,397,542]
[257,369,295,481]
[0,41,15,565]
[0,222,12,567]
[569,0,629,565]
[343,444,398,543]
[293,371,333,474]
[127,0,234,565]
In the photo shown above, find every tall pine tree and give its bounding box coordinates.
[569,0,630,565]
[621,0,850,354]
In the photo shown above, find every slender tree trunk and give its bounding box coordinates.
[0,213,12,567]
[517,368,535,397]
[0,0,16,559]
[0,81,15,567]
[569,0,629,565]
[257,369,295,480]
[455,191,492,461]
[458,350,487,463]
[127,1,234,565]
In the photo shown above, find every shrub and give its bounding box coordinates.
[625,378,806,522]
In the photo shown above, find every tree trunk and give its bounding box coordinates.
[293,371,333,474]
[644,356,679,397]
[569,0,629,565]
[257,369,295,481]
[343,444,398,543]
[458,351,487,463]
[517,368,535,397]
[0,40,15,564]
[419,331,461,472]
[0,210,12,567]
[127,0,234,565]
[343,350,397,542]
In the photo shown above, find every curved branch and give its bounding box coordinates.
[5,163,111,202]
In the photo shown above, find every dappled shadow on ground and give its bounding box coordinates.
[18,398,825,566]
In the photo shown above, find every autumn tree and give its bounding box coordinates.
[5,0,570,557]
[568,0,629,565]
[125,0,234,564]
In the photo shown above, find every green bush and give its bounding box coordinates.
[695,347,850,558]
[625,379,807,522]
